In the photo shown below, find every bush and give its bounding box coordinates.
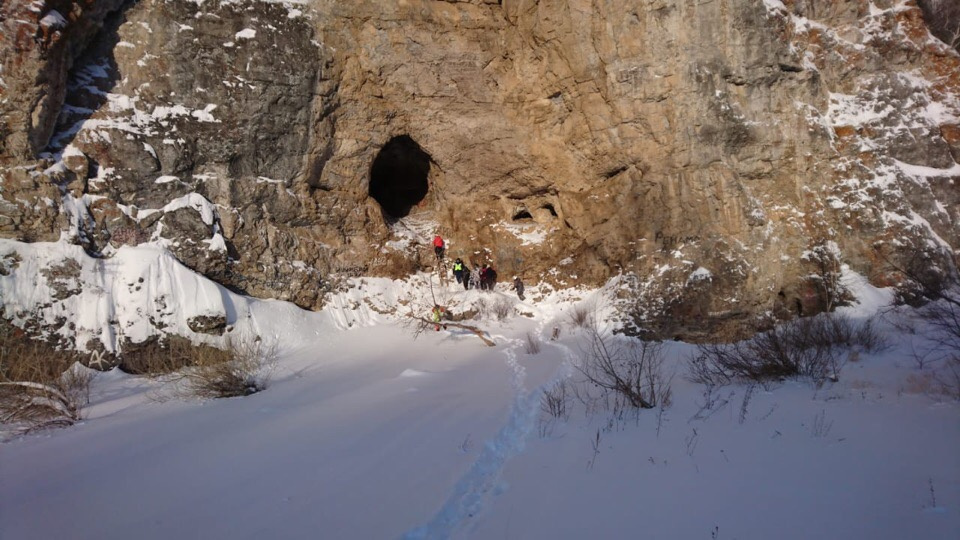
[540,380,569,420]
[566,303,595,329]
[916,296,960,400]
[935,356,960,400]
[121,336,228,375]
[524,332,542,354]
[144,337,276,400]
[0,323,91,433]
[492,298,512,321]
[577,327,672,410]
[885,250,960,399]
[689,314,885,386]
[176,338,276,399]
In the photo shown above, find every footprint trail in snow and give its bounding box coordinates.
[402,319,575,539]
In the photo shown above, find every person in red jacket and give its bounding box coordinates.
[432,235,445,261]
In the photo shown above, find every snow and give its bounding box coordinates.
[0,243,958,539]
[894,159,960,179]
[828,92,894,127]
[190,104,219,123]
[760,0,786,13]
[687,266,713,283]
[39,10,67,29]
[837,264,895,316]
[161,192,218,225]
[384,215,439,253]
[203,233,228,252]
[0,241,228,352]
[235,28,256,40]
[493,221,554,246]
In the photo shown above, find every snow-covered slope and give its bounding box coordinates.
[0,253,957,539]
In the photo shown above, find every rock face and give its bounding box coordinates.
[1,0,959,342]
[917,0,960,52]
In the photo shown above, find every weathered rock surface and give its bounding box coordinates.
[186,314,227,336]
[1,0,959,343]
[917,0,960,52]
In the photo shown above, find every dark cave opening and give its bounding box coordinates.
[513,209,533,221]
[541,203,558,217]
[369,135,431,221]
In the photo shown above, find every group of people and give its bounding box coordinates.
[427,235,529,330]
[433,235,524,300]
[451,258,498,291]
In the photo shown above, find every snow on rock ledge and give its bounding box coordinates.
[0,239,228,355]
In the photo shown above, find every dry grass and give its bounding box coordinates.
[576,326,672,410]
[541,380,569,420]
[902,373,939,396]
[524,332,542,354]
[492,298,512,321]
[154,338,277,400]
[185,339,276,399]
[121,336,228,375]
[688,314,886,386]
[566,303,595,329]
[0,323,91,433]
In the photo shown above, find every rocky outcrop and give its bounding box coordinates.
[1,0,959,344]
[917,0,960,52]
[0,0,129,160]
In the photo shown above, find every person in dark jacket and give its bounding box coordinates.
[512,276,525,300]
[452,258,465,284]
[484,265,498,291]
[479,264,489,291]
[460,263,471,290]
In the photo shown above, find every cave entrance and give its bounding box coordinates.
[369,135,431,221]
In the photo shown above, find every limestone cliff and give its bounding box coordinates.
[1,0,958,346]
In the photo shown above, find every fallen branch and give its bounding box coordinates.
[406,315,496,347]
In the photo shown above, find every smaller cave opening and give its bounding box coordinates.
[540,203,558,217]
[602,165,628,179]
[369,135,432,221]
[87,157,100,181]
[512,209,533,221]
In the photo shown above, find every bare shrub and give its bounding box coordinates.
[566,303,594,329]
[802,240,848,312]
[738,383,756,425]
[577,327,672,410]
[689,385,734,422]
[492,298,512,321]
[151,338,277,400]
[689,314,884,386]
[541,380,569,420]
[902,372,939,396]
[475,298,489,320]
[121,336,216,375]
[919,299,960,352]
[885,251,960,399]
[587,428,601,469]
[181,339,277,399]
[933,356,960,400]
[0,325,91,433]
[524,332,542,354]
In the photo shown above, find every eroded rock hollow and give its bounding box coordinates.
[370,135,432,221]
